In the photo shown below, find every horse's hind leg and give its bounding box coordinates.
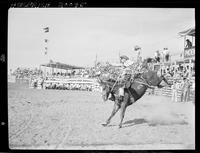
[102,102,120,127]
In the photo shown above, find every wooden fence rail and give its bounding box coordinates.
[147,87,195,102]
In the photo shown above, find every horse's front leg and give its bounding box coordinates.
[118,96,128,128]
[102,101,120,127]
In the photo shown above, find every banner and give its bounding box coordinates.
[43,27,49,33]
[184,47,195,59]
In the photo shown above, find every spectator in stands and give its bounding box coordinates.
[169,68,174,77]
[171,80,178,102]
[189,67,193,78]
[180,77,191,102]
[160,51,165,63]
[39,77,44,89]
[163,48,170,62]
[184,78,191,102]
[185,39,192,48]
[33,78,37,89]
[192,67,195,77]
[180,78,185,102]
[191,81,195,102]
[165,53,170,62]
[163,69,166,75]
[154,50,160,63]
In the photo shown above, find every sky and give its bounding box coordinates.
[8,8,195,70]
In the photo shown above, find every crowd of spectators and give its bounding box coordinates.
[160,64,195,79]
[44,68,93,79]
[154,49,170,63]
[43,83,93,91]
[29,77,97,92]
[11,57,195,102]
[135,53,195,102]
[171,74,195,103]
[16,67,100,91]
[12,67,96,80]
[148,61,195,102]
[12,67,43,79]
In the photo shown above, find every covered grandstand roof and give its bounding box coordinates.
[40,61,85,70]
[178,27,195,36]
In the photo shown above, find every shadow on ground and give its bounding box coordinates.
[122,118,147,128]
[121,117,187,128]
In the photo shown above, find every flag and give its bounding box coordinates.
[44,47,48,55]
[43,27,49,33]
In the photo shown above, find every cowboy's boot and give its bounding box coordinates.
[108,93,115,101]
[130,96,135,103]
[119,96,124,101]
[119,87,124,101]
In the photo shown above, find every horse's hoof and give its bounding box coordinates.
[118,125,122,129]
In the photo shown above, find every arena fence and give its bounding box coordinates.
[146,86,195,102]
[43,78,194,102]
[25,76,195,102]
[15,78,29,84]
[8,75,16,83]
[32,78,101,92]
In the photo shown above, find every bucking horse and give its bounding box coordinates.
[97,69,172,128]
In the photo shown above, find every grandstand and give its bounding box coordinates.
[40,60,85,76]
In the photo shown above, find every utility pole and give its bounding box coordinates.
[95,53,97,68]
[118,51,121,62]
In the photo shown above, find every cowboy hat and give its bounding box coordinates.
[120,55,129,60]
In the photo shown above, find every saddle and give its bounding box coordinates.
[124,73,142,89]
[118,74,132,88]
[125,80,131,88]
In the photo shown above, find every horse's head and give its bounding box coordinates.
[141,70,172,87]
[97,78,113,101]
[161,72,173,86]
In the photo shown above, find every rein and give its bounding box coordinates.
[110,74,122,92]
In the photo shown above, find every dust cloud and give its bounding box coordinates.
[141,96,194,126]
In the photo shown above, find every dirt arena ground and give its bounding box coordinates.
[8,82,195,150]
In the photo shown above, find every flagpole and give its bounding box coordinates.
[43,26,49,77]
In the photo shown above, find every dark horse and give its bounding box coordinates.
[98,70,172,128]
